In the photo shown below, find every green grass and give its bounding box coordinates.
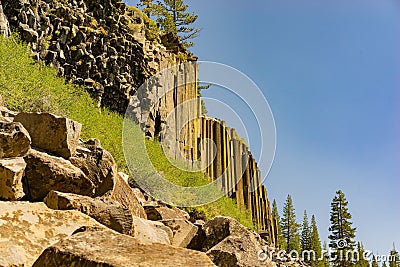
[0,35,254,229]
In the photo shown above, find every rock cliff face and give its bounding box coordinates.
[2,0,277,244]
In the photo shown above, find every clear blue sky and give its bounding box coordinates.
[126,0,399,259]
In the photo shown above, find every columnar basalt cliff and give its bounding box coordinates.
[2,0,277,243]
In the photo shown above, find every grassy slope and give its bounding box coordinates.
[0,36,254,228]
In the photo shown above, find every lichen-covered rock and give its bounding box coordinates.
[14,112,82,159]
[0,157,26,200]
[23,149,95,201]
[32,227,216,267]
[0,121,31,158]
[44,190,133,235]
[109,172,147,219]
[162,219,198,248]
[69,139,116,197]
[132,216,172,245]
[0,201,106,267]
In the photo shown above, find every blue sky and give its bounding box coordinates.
[126,0,399,259]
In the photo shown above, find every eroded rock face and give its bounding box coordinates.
[32,227,217,267]
[69,139,116,197]
[0,121,31,158]
[0,157,26,200]
[0,201,106,267]
[0,0,9,37]
[23,149,95,201]
[14,112,82,159]
[44,190,133,235]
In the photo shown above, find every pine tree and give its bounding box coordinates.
[322,241,330,267]
[138,0,155,17]
[354,242,369,267]
[151,0,199,48]
[383,261,388,267]
[328,190,356,267]
[389,245,400,267]
[310,215,323,266]
[301,210,312,253]
[272,199,285,249]
[371,255,379,267]
[281,195,300,252]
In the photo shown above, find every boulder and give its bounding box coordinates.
[44,190,133,235]
[69,139,116,196]
[23,149,95,201]
[0,157,26,200]
[201,216,251,252]
[109,172,147,219]
[145,206,189,221]
[0,106,18,122]
[206,235,270,267]
[14,112,82,159]
[0,121,31,158]
[132,216,172,245]
[162,219,198,248]
[32,227,217,267]
[0,201,106,267]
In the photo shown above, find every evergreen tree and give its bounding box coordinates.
[138,0,154,17]
[272,199,285,249]
[389,245,400,267]
[281,195,300,252]
[310,215,323,266]
[354,242,369,267]
[383,261,388,267]
[151,0,199,48]
[328,190,356,267]
[371,255,378,267]
[301,210,312,253]
[322,241,330,267]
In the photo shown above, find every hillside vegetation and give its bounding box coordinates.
[0,35,254,228]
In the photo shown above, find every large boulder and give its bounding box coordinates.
[69,139,116,197]
[108,172,147,219]
[14,112,82,159]
[44,190,133,235]
[0,157,26,200]
[23,149,95,201]
[0,201,106,267]
[0,121,31,158]
[132,216,172,245]
[32,227,217,267]
[162,219,198,248]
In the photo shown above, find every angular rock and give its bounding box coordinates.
[32,227,216,267]
[162,219,198,248]
[109,172,147,219]
[0,106,18,122]
[131,187,146,205]
[0,201,106,267]
[23,149,95,201]
[0,0,9,37]
[0,121,31,158]
[132,216,172,245]
[201,216,251,252]
[206,235,270,267]
[14,112,82,159]
[145,206,189,221]
[0,157,26,200]
[44,190,133,235]
[69,139,116,196]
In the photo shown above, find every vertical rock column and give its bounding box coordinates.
[0,0,9,37]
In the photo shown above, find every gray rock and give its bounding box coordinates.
[0,157,26,200]
[14,112,82,159]
[132,216,172,245]
[0,0,9,37]
[0,121,31,158]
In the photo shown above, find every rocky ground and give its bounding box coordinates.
[0,101,308,266]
